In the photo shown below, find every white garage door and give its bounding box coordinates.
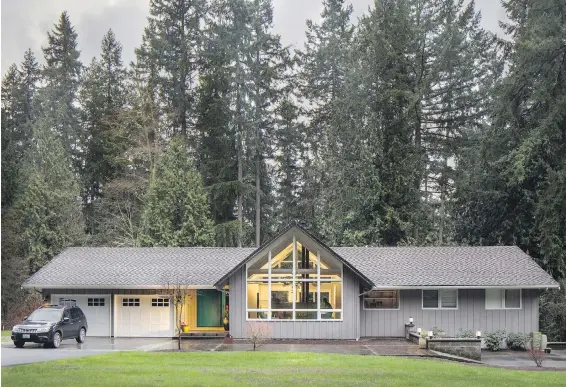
[115,295,172,337]
[51,294,111,336]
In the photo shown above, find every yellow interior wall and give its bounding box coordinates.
[183,289,223,331]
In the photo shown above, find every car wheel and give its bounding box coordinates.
[51,331,62,348]
[76,328,86,343]
[14,341,25,348]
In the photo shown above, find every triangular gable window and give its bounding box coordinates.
[246,234,343,321]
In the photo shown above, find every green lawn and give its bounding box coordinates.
[2,352,564,387]
[1,330,12,342]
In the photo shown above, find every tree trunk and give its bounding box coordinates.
[254,25,261,248]
[256,151,260,247]
[236,60,243,248]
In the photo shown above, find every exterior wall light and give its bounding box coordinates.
[409,317,413,323]
[428,330,433,338]
[476,331,481,338]
[417,327,422,334]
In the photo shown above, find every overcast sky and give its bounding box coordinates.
[1,0,506,76]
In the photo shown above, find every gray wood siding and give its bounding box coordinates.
[229,266,360,339]
[360,289,540,337]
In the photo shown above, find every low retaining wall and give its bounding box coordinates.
[408,332,420,345]
[426,338,482,361]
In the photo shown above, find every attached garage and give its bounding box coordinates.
[114,295,173,337]
[51,294,111,337]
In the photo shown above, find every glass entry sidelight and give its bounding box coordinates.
[196,290,222,327]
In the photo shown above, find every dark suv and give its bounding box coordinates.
[11,305,88,348]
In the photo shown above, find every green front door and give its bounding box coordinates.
[197,290,222,327]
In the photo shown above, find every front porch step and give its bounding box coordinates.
[179,331,227,339]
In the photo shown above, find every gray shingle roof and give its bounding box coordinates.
[23,245,558,289]
[23,247,255,288]
[333,246,558,288]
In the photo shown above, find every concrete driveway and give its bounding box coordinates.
[1,337,176,367]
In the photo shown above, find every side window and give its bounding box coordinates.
[70,309,80,319]
[63,309,71,320]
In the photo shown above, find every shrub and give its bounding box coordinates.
[484,330,506,351]
[456,329,476,338]
[431,326,445,337]
[506,332,528,350]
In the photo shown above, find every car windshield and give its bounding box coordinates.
[26,308,63,322]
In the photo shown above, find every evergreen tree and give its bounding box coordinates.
[41,11,83,172]
[1,51,40,208]
[92,70,162,247]
[20,49,41,121]
[298,0,354,231]
[137,0,207,142]
[14,115,85,274]
[195,6,241,247]
[215,0,254,247]
[140,137,215,247]
[275,98,303,224]
[247,0,289,246]
[80,29,128,232]
[454,0,566,279]
[1,50,42,325]
[1,65,25,209]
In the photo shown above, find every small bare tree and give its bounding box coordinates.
[528,348,546,367]
[527,336,546,367]
[247,322,272,350]
[163,274,192,350]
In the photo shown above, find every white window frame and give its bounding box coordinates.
[485,289,522,310]
[421,289,458,310]
[246,234,344,321]
[363,290,401,310]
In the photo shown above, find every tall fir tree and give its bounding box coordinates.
[246,0,289,246]
[274,98,304,224]
[1,51,41,208]
[41,11,83,173]
[454,0,566,279]
[195,5,241,247]
[140,137,215,247]
[80,29,128,233]
[137,0,207,142]
[298,0,354,232]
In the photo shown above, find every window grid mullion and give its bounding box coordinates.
[291,234,297,320]
[317,250,321,319]
[267,249,272,320]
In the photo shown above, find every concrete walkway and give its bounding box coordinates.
[177,338,428,357]
[481,350,566,369]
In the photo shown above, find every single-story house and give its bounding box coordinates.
[23,223,559,339]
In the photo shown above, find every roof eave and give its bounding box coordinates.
[21,284,217,290]
[370,284,560,290]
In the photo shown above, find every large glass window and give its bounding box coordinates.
[246,236,343,321]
